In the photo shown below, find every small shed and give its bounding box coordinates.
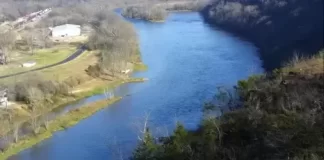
[50,24,81,38]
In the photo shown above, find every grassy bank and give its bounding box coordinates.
[133,63,148,71]
[0,97,122,160]
[0,77,147,159]
[0,77,147,136]
[75,77,147,97]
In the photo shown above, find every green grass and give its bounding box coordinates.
[27,46,76,66]
[0,45,76,77]
[76,77,147,98]
[0,97,122,160]
[0,49,93,85]
[133,63,148,71]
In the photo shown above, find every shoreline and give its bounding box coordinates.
[122,8,196,23]
[0,77,147,160]
[0,77,147,138]
[0,97,122,160]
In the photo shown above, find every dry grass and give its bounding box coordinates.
[282,51,324,75]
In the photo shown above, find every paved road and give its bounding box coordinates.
[0,45,87,79]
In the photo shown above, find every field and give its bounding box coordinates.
[0,45,77,77]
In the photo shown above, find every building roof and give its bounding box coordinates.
[52,24,80,31]
[23,61,36,65]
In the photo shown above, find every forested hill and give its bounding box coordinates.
[201,0,323,71]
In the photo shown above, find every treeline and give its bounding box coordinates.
[0,74,84,136]
[122,6,168,22]
[0,0,139,23]
[201,0,323,71]
[0,0,93,23]
[164,1,205,11]
[86,11,139,77]
[132,52,324,160]
[122,1,205,21]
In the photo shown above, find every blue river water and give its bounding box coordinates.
[9,12,264,160]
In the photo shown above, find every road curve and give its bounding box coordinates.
[0,45,87,79]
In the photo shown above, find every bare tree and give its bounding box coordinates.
[37,28,50,49]
[43,114,51,130]
[0,32,16,64]
[30,108,40,135]
[12,122,20,143]
[27,87,44,134]
[134,111,151,141]
[104,88,115,100]
[23,32,35,55]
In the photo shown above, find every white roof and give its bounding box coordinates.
[23,61,36,65]
[52,24,80,31]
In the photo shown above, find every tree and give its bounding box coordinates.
[12,122,20,143]
[87,15,137,77]
[0,32,16,64]
[132,128,158,160]
[23,32,35,55]
[37,28,51,48]
[43,114,51,130]
[27,87,44,134]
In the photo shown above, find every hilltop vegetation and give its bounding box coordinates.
[201,0,323,70]
[132,51,324,160]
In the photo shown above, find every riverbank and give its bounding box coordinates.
[0,44,145,135]
[0,72,146,133]
[121,0,204,23]
[131,52,324,160]
[0,97,122,160]
[200,0,323,71]
[0,58,148,159]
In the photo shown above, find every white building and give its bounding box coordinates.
[51,24,81,38]
[22,61,36,67]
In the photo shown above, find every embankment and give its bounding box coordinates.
[201,0,323,71]
[0,77,147,160]
[0,97,122,160]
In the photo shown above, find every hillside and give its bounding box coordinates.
[132,52,324,160]
[201,0,323,70]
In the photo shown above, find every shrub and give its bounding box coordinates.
[86,65,101,78]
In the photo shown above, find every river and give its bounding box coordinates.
[9,12,264,160]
